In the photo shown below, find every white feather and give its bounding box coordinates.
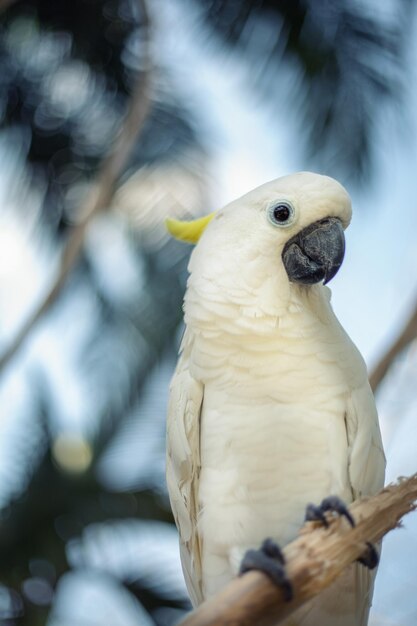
[166,172,385,624]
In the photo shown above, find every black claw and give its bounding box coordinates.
[260,538,285,563]
[321,496,355,528]
[239,539,293,602]
[357,542,379,570]
[305,503,330,528]
[305,495,355,528]
[305,497,379,571]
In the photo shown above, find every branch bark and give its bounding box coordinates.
[369,300,417,392]
[0,0,152,374]
[179,474,417,626]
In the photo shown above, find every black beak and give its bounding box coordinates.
[282,217,345,285]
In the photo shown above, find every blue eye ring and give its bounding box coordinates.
[267,201,295,228]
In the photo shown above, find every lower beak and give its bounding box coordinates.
[282,217,345,285]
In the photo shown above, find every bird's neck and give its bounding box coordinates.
[184,276,337,342]
[182,281,359,395]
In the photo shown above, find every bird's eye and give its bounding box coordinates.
[267,201,295,228]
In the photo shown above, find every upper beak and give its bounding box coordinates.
[282,217,345,285]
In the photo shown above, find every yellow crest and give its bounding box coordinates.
[165,212,215,244]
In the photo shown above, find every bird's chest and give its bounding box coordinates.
[199,391,351,548]
[192,322,352,401]
[197,336,353,546]
[200,379,348,484]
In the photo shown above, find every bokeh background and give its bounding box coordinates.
[0,0,416,624]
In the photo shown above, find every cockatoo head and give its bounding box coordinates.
[167,172,352,324]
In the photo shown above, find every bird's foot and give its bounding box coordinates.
[305,495,355,529]
[305,495,379,570]
[239,538,293,601]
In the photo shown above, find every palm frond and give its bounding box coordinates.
[199,0,408,181]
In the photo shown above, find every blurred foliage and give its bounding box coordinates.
[0,0,198,624]
[0,0,412,624]
[200,0,409,182]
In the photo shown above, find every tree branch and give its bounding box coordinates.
[179,474,417,626]
[369,300,417,392]
[0,0,152,374]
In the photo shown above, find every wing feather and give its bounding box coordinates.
[166,330,204,606]
[346,381,386,499]
[345,381,386,626]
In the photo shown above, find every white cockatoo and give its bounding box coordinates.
[166,172,385,626]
